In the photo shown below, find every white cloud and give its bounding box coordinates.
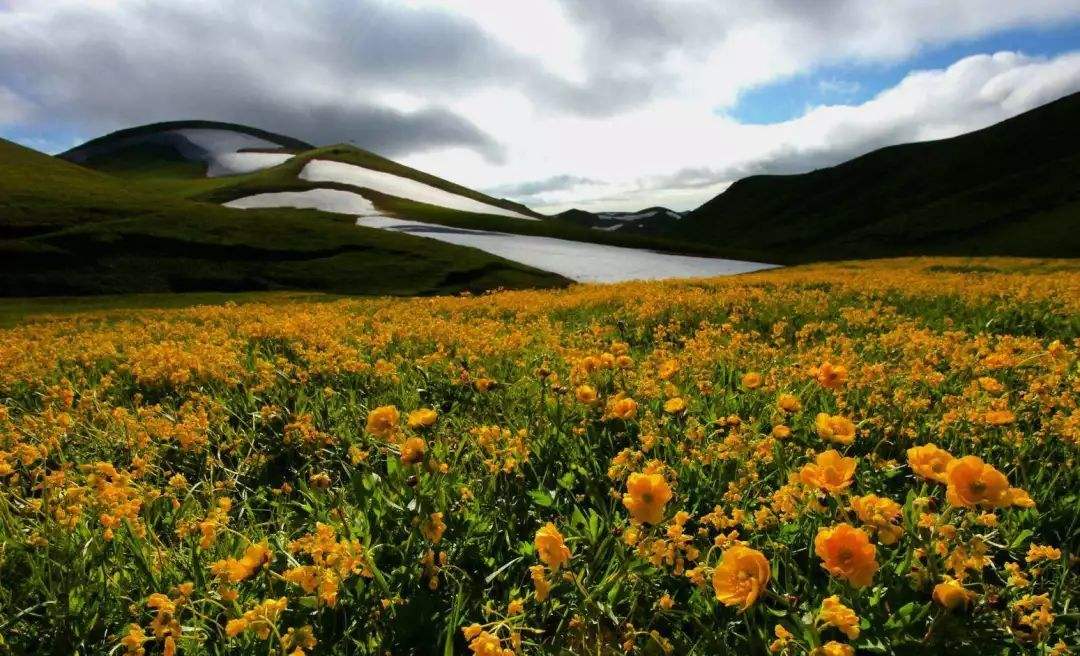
[2,1,1080,212]
[448,50,1080,213]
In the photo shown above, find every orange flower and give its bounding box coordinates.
[906,444,954,483]
[799,450,857,493]
[663,397,687,415]
[1008,487,1036,508]
[813,362,848,389]
[575,384,598,404]
[365,405,400,437]
[606,396,638,420]
[210,542,272,583]
[534,523,571,571]
[818,595,860,639]
[815,413,856,445]
[984,409,1015,426]
[811,641,854,656]
[850,494,904,545]
[933,577,976,610]
[815,523,878,588]
[407,408,438,430]
[777,393,801,413]
[400,437,427,466]
[741,372,763,389]
[711,544,770,610]
[945,456,1010,508]
[622,472,673,525]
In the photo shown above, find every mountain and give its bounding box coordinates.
[58,121,723,257]
[673,91,1080,263]
[61,121,543,220]
[0,136,568,296]
[557,206,684,232]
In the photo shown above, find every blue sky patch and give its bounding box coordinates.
[725,20,1080,125]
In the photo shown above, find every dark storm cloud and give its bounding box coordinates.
[0,1,522,158]
[485,174,603,197]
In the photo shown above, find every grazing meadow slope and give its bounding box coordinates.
[0,137,568,296]
[675,91,1080,263]
[0,258,1076,654]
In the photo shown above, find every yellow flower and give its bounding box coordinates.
[365,405,400,437]
[534,523,571,571]
[818,595,860,639]
[622,473,673,525]
[741,371,763,389]
[813,362,848,389]
[1026,544,1061,563]
[210,542,272,583]
[945,456,1010,508]
[120,624,147,656]
[606,395,639,420]
[815,523,878,588]
[530,564,551,601]
[467,630,504,656]
[777,393,801,413]
[575,384,598,404]
[933,577,976,610]
[811,641,854,656]
[906,443,954,483]
[850,494,904,545]
[663,397,687,415]
[771,424,792,439]
[799,450,857,493]
[407,408,438,430]
[711,544,770,610]
[984,409,1016,425]
[815,413,856,445]
[401,437,427,466]
[1008,487,1036,508]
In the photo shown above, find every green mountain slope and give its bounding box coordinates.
[673,91,1080,263]
[0,137,568,296]
[63,123,730,257]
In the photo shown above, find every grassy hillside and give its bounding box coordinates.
[73,134,736,258]
[674,91,1080,263]
[0,138,568,296]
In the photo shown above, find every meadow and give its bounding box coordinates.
[0,258,1077,655]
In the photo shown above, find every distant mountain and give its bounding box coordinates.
[60,121,543,220]
[557,206,684,233]
[0,136,567,296]
[672,91,1080,263]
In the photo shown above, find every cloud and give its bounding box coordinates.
[0,0,515,160]
[484,174,603,197]
[2,0,1080,211]
[0,84,31,124]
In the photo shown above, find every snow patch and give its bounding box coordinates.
[301,159,539,221]
[354,217,777,283]
[173,129,294,177]
[225,188,383,216]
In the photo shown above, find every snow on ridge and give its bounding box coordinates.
[224,188,384,216]
[300,159,539,221]
[172,128,295,178]
[354,216,777,283]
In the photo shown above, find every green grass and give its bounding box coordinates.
[0,138,570,297]
[672,91,1080,263]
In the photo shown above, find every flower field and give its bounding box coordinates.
[0,258,1077,655]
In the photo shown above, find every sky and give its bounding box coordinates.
[2,1,1080,213]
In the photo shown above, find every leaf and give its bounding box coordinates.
[1010,529,1033,550]
[528,489,554,507]
[485,556,524,584]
